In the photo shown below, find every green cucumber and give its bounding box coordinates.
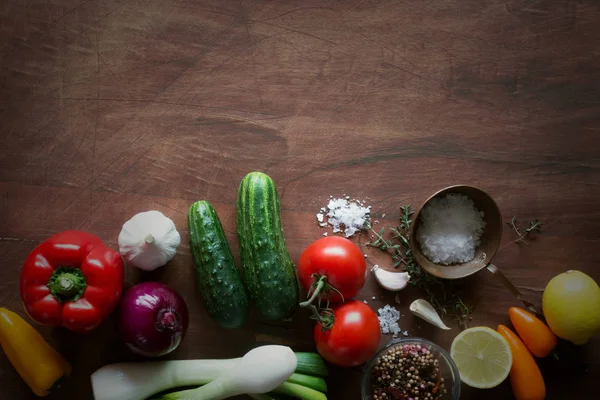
[188,200,248,328]
[236,172,299,320]
[295,352,329,377]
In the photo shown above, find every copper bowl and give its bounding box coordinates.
[409,185,537,312]
[409,185,502,280]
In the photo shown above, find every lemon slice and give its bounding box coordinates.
[450,326,512,389]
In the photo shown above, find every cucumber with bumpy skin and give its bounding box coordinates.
[294,352,329,377]
[188,200,248,328]
[236,172,299,320]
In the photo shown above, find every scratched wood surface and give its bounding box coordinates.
[1,0,599,399]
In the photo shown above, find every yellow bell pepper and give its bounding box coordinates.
[0,307,71,396]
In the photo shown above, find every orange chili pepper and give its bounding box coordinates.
[497,324,545,400]
[509,307,557,358]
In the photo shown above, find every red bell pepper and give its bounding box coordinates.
[20,230,124,334]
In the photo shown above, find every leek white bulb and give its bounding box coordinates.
[118,210,181,271]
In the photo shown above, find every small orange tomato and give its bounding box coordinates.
[509,307,557,358]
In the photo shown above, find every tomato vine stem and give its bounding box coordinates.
[299,274,343,330]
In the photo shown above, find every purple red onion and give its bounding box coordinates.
[118,282,189,357]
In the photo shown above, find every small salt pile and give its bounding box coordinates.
[316,197,371,237]
[377,304,402,337]
[416,193,486,265]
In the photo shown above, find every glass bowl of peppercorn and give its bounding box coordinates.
[361,338,461,400]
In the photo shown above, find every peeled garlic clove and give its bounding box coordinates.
[372,265,411,291]
[409,299,451,330]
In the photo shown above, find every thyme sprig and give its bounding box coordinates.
[366,205,473,329]
[507,217,543,243]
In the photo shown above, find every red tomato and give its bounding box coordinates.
[298,236,366,303]
[314,300,380,367]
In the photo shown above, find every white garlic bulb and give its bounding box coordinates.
[118,210,181,271]
[409,299,451,330]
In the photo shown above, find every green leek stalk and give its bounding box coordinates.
[286,374,327,393]
[158,381,327,400]
[273,382,328,400]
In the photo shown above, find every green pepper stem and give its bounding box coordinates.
[56,274,77,296]
[47,267,87,303]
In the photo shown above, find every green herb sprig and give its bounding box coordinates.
[507,217,543,243]
[366,205,474,329]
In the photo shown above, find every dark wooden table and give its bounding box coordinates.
[1,1,599,399]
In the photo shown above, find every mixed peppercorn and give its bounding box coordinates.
[370,343,448,400]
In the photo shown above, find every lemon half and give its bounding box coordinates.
[450,326,512,389]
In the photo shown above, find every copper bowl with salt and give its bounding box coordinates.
[409,185,537,313]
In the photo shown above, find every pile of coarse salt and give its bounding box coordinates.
[316,196,371,237]
[416,193,486,265]
[377,304,408,337]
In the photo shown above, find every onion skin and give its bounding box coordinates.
[119,282,189,357]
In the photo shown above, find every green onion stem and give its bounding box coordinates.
[274,381,328,400]
[287,373,327,393]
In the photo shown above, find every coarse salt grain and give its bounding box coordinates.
[378,304,402,337]
[316,197,371,237]
[416,193,486,265]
